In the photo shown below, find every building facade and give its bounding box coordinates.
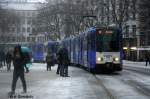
[0,0,42,50]
[0,0,43,50]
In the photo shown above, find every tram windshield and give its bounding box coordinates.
[96,29,120,52]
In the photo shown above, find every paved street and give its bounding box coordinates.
[0,63,150,99]
[0,63,108,99]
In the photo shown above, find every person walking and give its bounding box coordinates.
[9,45,27,95]
[56,49,62,74]
[145,51,150,66]
[6,51,12,71]
[62,47,70,77]
[59,47,70,77]
[1,51,6,67]
[0,50,3,68]
[46,53,53,71]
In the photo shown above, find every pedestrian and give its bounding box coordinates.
[59,47,70,77]
[46,52,53,71]
[56,48,62,74]
[1,50,6,66]
[145,51,150,66]
[62,47,70,77]
[9,45,27,95]
[6,51,12,71]
[0,50,3,68]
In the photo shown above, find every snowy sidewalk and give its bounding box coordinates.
[123,60,150,69]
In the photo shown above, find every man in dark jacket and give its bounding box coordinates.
[9,45,27,95]
[6,51,12,71]
[145,51,150,66]
[58,47,70,77]
[0,50,3,68]
[56,48,62,74]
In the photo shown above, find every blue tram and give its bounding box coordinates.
[68,27,123,73]
[32,43,45,62]
[47,41,59,64]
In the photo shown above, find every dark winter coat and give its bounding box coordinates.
[6,52,12,63]
[0,51,3,61]
[145,52,150,60]
[0,51,5,61]
[57,47,70,66]
[46,54,54,65]
[13,45,26,71]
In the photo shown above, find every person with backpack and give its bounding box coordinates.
[9,45,27,95]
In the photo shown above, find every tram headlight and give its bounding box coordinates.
[97,57,103,61]
[114,57,119,61]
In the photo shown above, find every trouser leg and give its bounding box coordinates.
[8,63,11,71]
[0,61,3,68]
[11,71,19,92]
[146,60,148,66]
[24,65,29,73]
[56,64,60,74]
[60,65,64,76]
[4,60,5,66]
[7,63,9,71]
[49,65,51,71]
[64,65,68,76]
[20,71,27,92]
[0,61,2,68]
[47,63,49,71]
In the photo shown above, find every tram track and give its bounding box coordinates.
[92,69,150,99]
[123,65,150,76]
[120,70,150,97]
[126,80,150,96]
[93,74,117,99]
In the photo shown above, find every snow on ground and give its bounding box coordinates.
[123,60,150,69]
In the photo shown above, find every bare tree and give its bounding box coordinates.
[35,0,88,40]
[110,0,130,29]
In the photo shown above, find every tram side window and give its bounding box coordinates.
[90,33,96,51]
[83,36,87,51]
[37,45,43,53]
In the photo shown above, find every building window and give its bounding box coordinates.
[22,27,26,32]
[32,19,36,25]
[27,27,30,32]
[17,27,21,33]
[27,37,30,41]
[22,19,25,24]
[27,19,32,24]
[32,37,35,42]
[12,27,15,33]
[27,12,30,17]
[132,25,136,36]
[126,25,129,37]
[22,12,25,17]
